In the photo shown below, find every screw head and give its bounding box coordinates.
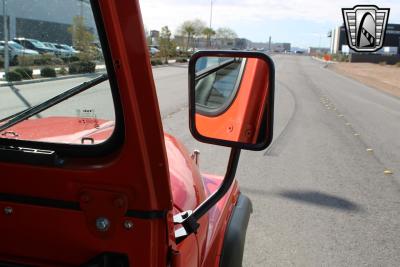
[80,194,90,203]
[124,220,134,230]
[95,217,110,232]
[113,197,125,208]
[4,207,13,215]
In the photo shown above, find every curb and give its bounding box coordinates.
[0,63,189,87]
[0,71,104,87]
[311,56,336,64]
[151,62,188,68]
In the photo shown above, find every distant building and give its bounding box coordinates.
[330,24,400,55]
[0,0,95,45]
[271,43,291,52]
[308,47,330,55]
[233,38,252,50]
[252,42,291,52]
[149,30,160,46]
[173,35,252,50]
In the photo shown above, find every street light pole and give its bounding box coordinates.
[3,0,9,75]
[209,0,213,28]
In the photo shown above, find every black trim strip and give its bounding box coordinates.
[0,192,80,210]
[125,209,166,219]
[0,193,166,220]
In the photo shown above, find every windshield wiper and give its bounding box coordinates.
[0,74,108,133]
[195,58,238,81]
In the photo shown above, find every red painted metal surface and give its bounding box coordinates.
[0,116,239,266]
[0,0,173,266]
[0,0,242,266]
[0,117,113,144]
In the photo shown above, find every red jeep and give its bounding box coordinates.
[0,1,274,266]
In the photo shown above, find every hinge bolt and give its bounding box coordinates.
[113,197,125,208]
[80,194,90,203]
[4,207,13,215]
[124,220,134,230]
[96,217,110,232]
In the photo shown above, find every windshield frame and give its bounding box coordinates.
[195,58,247,117]
[0,0,124,159]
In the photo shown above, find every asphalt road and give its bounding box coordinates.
[159,55,400,266]
[1,55,399,266]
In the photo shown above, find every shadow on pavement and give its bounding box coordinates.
[278,190,363,212]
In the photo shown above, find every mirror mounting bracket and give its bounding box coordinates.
[174,148,241,243]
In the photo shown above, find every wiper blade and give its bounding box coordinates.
[0,109,26,124]
[0,74,108,133]
[195,58,238,81]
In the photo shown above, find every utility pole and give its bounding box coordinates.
[80,0,83,17]
[209,0,213,28]
[3,0,9,75]
[268,36,271,51]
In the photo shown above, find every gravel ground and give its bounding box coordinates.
[328,62,400,98]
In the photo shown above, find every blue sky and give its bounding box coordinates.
[139,0,400,48]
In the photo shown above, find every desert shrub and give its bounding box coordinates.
[61,56,80,64]
[58,67,68,75]
[378,61,386,66]
[14,67,33,79]
[40,67,57,77]
[68,61,96,74]
[332,53,349,62]
[5,71,22,82]
[175,57,188,63]
[396,62,400,67]
[51,57,64,65]
[150,59,163,66]
[78,49,103,62]
[34,55,64,66]
[18,55,36,66]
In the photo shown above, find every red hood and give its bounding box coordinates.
[0,117,203,212]
[0,117,114,144]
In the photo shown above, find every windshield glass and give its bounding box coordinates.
[30,40,47,48]
[8,41,25,50]
[61,45,73,51]
[0,0,115,145]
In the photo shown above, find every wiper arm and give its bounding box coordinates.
[195,58,238,81]
[0,74,108,133]
[0,109,26,124]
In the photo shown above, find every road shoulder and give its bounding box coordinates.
[327,62,400,98]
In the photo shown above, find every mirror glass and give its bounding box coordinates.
[195,57,245,111]
[190,54,274,149]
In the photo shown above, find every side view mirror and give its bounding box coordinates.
[189,51,275,150]
[176,51,275,243]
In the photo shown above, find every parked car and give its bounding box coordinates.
[0,40,39,65]
[149,47,160,56]
[54,44,80,56]
[13,38,55,55]
[42,42,71,57]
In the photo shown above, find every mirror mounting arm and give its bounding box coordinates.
[174,147,241,243]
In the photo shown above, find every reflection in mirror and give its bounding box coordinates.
[195,57,245,111]
[192,55,272,146]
